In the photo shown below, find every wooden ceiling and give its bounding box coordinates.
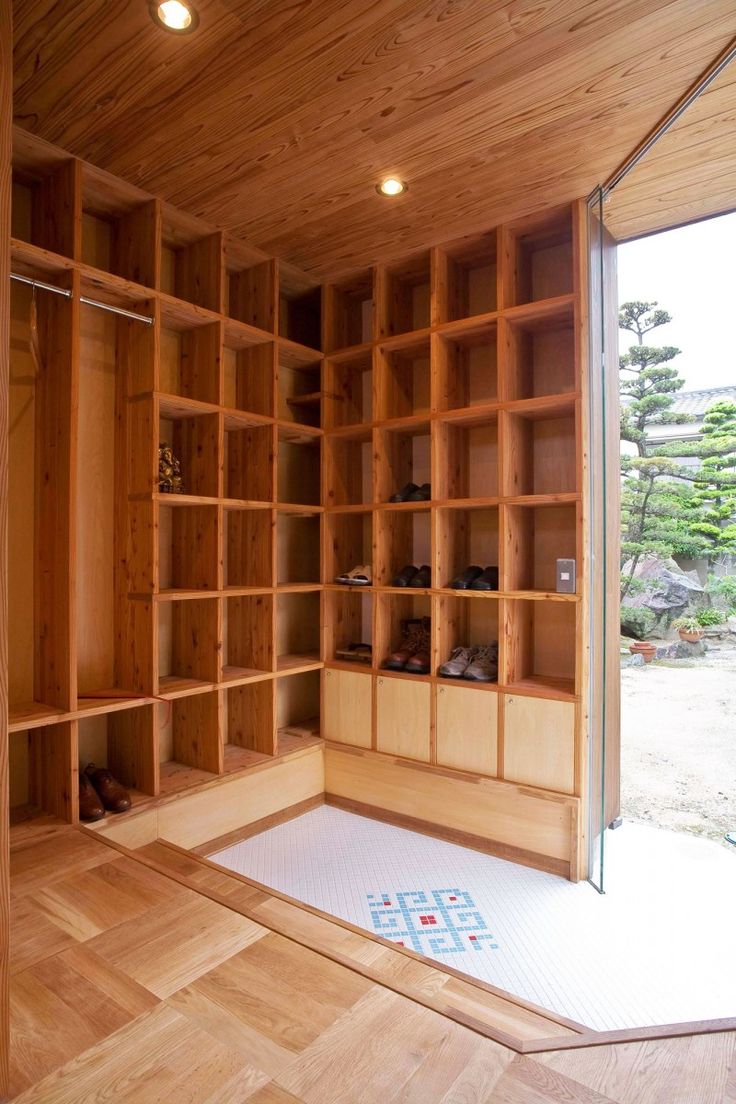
[12,0,736,280]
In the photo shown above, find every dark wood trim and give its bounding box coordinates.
[192,793,325,856]
[523,1015,736,1054]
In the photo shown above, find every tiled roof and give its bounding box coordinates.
[664,386,736,418]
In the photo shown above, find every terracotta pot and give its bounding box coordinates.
[629,640,657,663]
[678,629,702,643]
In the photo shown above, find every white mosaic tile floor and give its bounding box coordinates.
[211,807,736,1030]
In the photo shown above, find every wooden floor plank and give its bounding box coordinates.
[9,898,79,976]
[490,1055,620,1104]
[10,831,121,898]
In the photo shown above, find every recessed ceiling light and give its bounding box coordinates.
[376,178,408,197]
[150,0,199,32]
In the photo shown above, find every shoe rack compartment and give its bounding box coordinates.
[504,598,576,697]
[224,508,273,589]
[435,413,499,500]
[375,508,431,588]
[376,336,431,420]
[436,683,498,776]
[160,213,223,312]
[436,232,498,322]
[11,154,80,259]
[223,680,276,763]
[324,429,373,507]
[158,504,219,592]
[277,511,321,585]
[323,668,372,748]
[276,592,321,670]
[158,402,220,498]
[323,350,373,429]
[223,340,275,419]
[279,278,322,350]
[81,167,158,286]
[278,357,322,427]
[276,670,321,743]
[77,706,156,800]
[222,594,274,681]
[502,405,576,498]
[277,432,321,506]
[158,691,222,786]
[325,510,372,585]
[324,270,373,352]
[224,422,274,502]
[435,324,498,412]
[505,209,573,307]
[378,252,431,338]
[505,504,577,594]
[436,506,499,589]
[225,255,276,333]
[375,423,431,504]
[324,590,373,664]
[376,674,430,762]
[159,317,221,405]
[158,598,220,691]
[375,592,431,678]
[436,595,499,685]
[504,306,575,401]
[503,693,575,795]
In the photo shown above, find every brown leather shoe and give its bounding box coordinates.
[79,772,105,821]
[85,764,131,814]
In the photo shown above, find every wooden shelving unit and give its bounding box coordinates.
[8,129,588,878]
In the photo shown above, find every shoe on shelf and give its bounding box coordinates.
[470,566,499,591]
[393,564,419,587]
[389,482,419,503]
[405,648,430,674]
[79,772,105,822]
[438,646,478,678]
[344,564,372,586]
[85,763,131,814]
[463,644,499,682]
[449,565,483,590]
[382,616,430,672]
[406,482,431,501]
[408,564,431,588]
[335,642,372,664]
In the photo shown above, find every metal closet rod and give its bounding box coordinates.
[9,272,154,325]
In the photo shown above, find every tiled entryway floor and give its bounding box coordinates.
[211,806,736,1031]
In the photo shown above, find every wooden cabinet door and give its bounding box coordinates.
[322,668,372,748]
[376,676,430,761]
[436,684,497,776]
[503,694,575,794]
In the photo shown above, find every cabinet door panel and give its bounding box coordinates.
[436,685,497,776]
[503,694,574,794]
[323,668,372,748]
[376,677,430,762]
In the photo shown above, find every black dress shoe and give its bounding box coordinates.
[389,482,419,503]
[449,565,483,590]
[393,564,419,587]
[470,566,500,591]
[406,482,431,501]
[409,564,431,588]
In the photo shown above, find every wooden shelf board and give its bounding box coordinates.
[158,760,219,797]
[221,585,274,597]
[157,392,220,420]
[377,500,433,512]
[436,587,501,599]
[222,407,274,431]
[222,316,275,350]
[276,582,322,593]
[435,675,500,692]
[8,701,64,732]
[276,653,322,674]
[377,585,433,595]
[436,402,501,426]
[276,502,323,515]
[325,582,375,592]
[155,589,219,602]
[435,311,499,340]
[379,413,432,433]
[378,327,432,352]
[277,421,322,444]
[75,693,153,718]
[504,393,577,421]
[507,590,580,603]
[439,497,500,510]
[154,492,221,507]
[222,498,273,511]
[278,336,323,369]
[325,341,373,363]
[504,492,580,507]
[278,718,321,741]
[157,292,222,330]
[504,676,577,702]
[79,264,153,311]
[157,676,216,699]
[377,668,431,684]
[10,237,75,278]
[286,392,322,407]
[223,744,274,774]
[325,659,376,675]
[9,804,66,830]
[503,293,575,326]
[220,666,273,686]
[323,422,374,440]
[323,502,373,514]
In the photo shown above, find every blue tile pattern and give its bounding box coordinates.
[367,888,498,954]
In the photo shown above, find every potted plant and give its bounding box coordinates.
[672,616,703,643]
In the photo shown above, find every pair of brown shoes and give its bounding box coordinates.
[79,763,131,821]
[382,617,430,674]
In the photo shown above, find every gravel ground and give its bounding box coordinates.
[620,640,736,846]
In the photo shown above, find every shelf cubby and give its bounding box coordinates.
[504,598,576,697]
[376,422,431,505]
[10,722,76,824]
[436,596,499,684]
[224,507,273,589]
[378,252,431,337]
[324,510,372,584]
[437,232,498,322]
[435,412,498,500]
[375,507,431,588]
[323,350,373,429]
[158,403,220,498]
[160,214,223,313]
[222,594,274,681]
[77,706,156,800]
[158,598,220,691]
[505,209,573,307]
[376,592,431,676]
[324,590,373,664]
[278,357,321,427]
[276,592,321,669]
[223,680,276,761]
[222,339,275,419]
[437,506,499,589]
[224,420,274,502]
[226,254,276,333]
[505,504,577,593]
[376,336,431,420]
[158,504,219,592]
[279,280,322,350]
[323,428,373,507]
[159,318,222,405]
[277,431,321,506]
[159,692,222,781]
[80,169,158,286]
[435,323,498,412]
[504,304,575,401]
[277,511,321,585]
[276,670,321,741]
[324,270,373,352]
[502,404,577,498]
[11,156,80,259]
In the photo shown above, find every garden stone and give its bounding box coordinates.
[621,653,646,668]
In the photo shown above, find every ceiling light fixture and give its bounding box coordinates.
[376,178,408,197]
[150,0,199,32]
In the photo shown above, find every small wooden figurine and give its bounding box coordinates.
[158,442,183,494]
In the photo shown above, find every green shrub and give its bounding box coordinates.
[620,605,655,639]
[671,616,701,634]
[706,574,736,603]
[696,607,725,626]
